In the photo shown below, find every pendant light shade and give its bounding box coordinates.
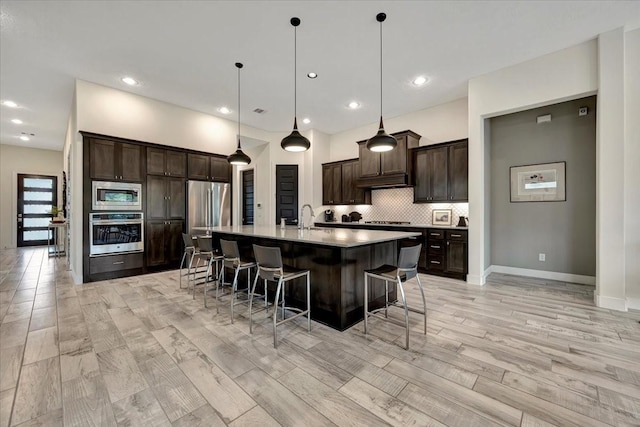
[227,62,251,165]
[281,17,311,152]
[366,13,397,152]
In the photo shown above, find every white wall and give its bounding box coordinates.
[0,144,64,249]
[624,28,640,308]
[328,98,468,161]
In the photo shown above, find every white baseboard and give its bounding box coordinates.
[595,294,628,311]
[489,265,595,286]
[466,271,488,286]
[627,298,640,310]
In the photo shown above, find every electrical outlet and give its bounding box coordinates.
[539,253,546,262]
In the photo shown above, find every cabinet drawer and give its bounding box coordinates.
[427,242,445,255]
[427,229,445,239]
[90,253,143,274]
[446,230,467,241]
[426,256,445,271]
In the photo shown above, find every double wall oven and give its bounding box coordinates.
[90,181,144,256]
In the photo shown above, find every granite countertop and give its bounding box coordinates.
[315,221,468,231]
[192,225,421,248]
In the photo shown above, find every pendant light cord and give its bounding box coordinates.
[294,24,297,118]
[237,65,241,149]
[380,18,383,121]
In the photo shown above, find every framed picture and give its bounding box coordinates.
[510,161,566,202]
[432,209,452,226]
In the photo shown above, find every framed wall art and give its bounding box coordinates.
[432,209,452,226]
[510,161,566,202]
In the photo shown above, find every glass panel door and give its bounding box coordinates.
[17,174,57,247]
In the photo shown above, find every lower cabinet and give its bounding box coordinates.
[89,253,144,275]
[426,228,467,279]
[146,220,184,267]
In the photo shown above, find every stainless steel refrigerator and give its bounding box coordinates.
[186,181,231,235]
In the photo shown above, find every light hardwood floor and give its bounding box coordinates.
[1,247,639,426]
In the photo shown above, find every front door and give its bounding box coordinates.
[275,165,298,225]
[17,174,58,247]
[242,169,254,225]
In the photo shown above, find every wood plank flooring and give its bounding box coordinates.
[1,247,639,426]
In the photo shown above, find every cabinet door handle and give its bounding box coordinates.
[168,196,171,200]
[430,233,440,236]
[451,234,461,237]
[430,260,441,264]
[431,245,440,249]
[113,261,125,265]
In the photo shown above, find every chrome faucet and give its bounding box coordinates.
[300,204,315,230]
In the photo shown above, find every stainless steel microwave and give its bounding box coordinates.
[92,181,142,211]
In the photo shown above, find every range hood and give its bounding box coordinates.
[355,130,421,189]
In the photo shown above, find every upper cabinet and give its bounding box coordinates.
[89,138,144,182]
[357,130,420,188]
[147,147,186,177]
[322,159,371,205]
[187,153,230,182]
[413,139,468,203]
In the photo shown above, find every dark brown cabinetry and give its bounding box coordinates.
[89,138,144,181]
[357,130,420,187]
[426,228,467,279]
[188,153,230,182]
[413,139,468,203]
[146,220,184,266]
[147,176,185,220]
[322,159,371,205]
[147,147,186,177]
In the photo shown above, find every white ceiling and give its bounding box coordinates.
[1,1,639,151]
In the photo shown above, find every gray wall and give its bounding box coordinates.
[490,96,596,276]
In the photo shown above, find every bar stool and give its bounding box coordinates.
[195,236,224,306]
[250,244,311,348]
[363,244,426,350]
[179,233,201,290]
[217,239,257,323]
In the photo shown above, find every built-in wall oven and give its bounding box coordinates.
[92,181,142,211]
[89,212,144,256]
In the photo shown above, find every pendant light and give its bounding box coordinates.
[227,62,251,165]
[366,13,397,152]
[281,17,311,152]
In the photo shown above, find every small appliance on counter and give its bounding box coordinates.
[348,211,362,223]
[324,209,335,222]
[457,216,469,227]
[341,214,350,223]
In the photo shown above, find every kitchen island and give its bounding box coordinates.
[193,225,421,330]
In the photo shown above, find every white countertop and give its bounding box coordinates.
[315,221,468,230]
[192,225,422,248]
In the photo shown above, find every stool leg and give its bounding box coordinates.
[273,277,284,348]
[281,285,286,321]
[264,279,268,311]
[216,264,224,315]
[230,267,240,324]
[179,251,187,289]
[397,276,410,350]
[306,272,311,332]
[416,274,427,335]
[363,273,369,335]
[385,280,389,318]
[249,272,260,334]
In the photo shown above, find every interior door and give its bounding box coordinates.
[275,165,298,225]
[17,174,57,247]
[242,169,254,225]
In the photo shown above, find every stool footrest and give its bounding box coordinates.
[366,311,408,329]
[275,309,309,327]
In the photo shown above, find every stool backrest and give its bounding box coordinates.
[397,244,422,279]
[182,233,195,249]
[197,236,214,253]
[253,244,283,281]
[220,239,241,259]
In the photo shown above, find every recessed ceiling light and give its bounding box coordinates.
[11,119,23,124]
[19,135,29,141]
[121,76,139,86]
[307,72,317,79]
[2,100,18,108]
[302,118,311,124]
[412,76,429,86]
[348,101,360,109]
[218,107,231,114]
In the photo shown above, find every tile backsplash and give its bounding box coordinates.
[321,187,469,226]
